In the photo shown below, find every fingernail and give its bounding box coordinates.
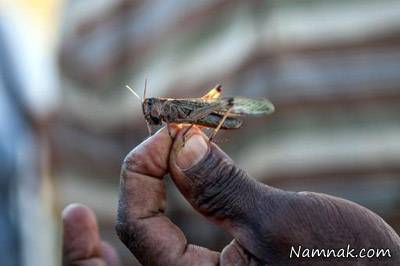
[177,134,208,169]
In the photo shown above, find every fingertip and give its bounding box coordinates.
[171,126,210,170]
[123,125,182,178]
[62,203,102,261]
[62,203,97,226]
[148,125,179,141]
[168,126,211,197]
[177,134,209,170]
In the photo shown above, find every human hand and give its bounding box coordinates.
[115,126,400,265]
[62,204,121,266]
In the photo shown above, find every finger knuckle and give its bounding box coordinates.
[121,151,140,173]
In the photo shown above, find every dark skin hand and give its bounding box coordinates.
[63,125,400,265]
[62,204,121,266]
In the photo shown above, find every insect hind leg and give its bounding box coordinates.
[209,106,233,142]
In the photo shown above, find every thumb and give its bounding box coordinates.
[169,127,400,265]
[168,127,303,263]
[169,126,271,236]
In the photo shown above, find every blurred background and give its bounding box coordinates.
[1,0,400,265]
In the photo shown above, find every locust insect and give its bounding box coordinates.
[126,81,274,141]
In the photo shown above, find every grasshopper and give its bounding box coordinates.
[126,81,274,141]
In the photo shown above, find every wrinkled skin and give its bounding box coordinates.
[63,126,400,265]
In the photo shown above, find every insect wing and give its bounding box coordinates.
[231,97,274,116]
[211,97,275,116]
[168,97,274,117]
[200,85,274,116]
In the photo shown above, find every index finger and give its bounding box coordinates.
[116,126,219,265]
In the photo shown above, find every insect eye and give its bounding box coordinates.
[150,115,161,124]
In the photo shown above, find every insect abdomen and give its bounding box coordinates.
[195,113,242,129]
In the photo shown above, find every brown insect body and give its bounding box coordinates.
[130,83,274,137]
[142,97,243,129]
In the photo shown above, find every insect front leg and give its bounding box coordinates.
[146,121,153,136]
[181,124,194,146]
[166,122,173,138]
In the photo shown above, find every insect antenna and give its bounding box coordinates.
[126,85,142,101]
[143,78,153,136]
[126,84,152,135]
[143,78,148,100]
